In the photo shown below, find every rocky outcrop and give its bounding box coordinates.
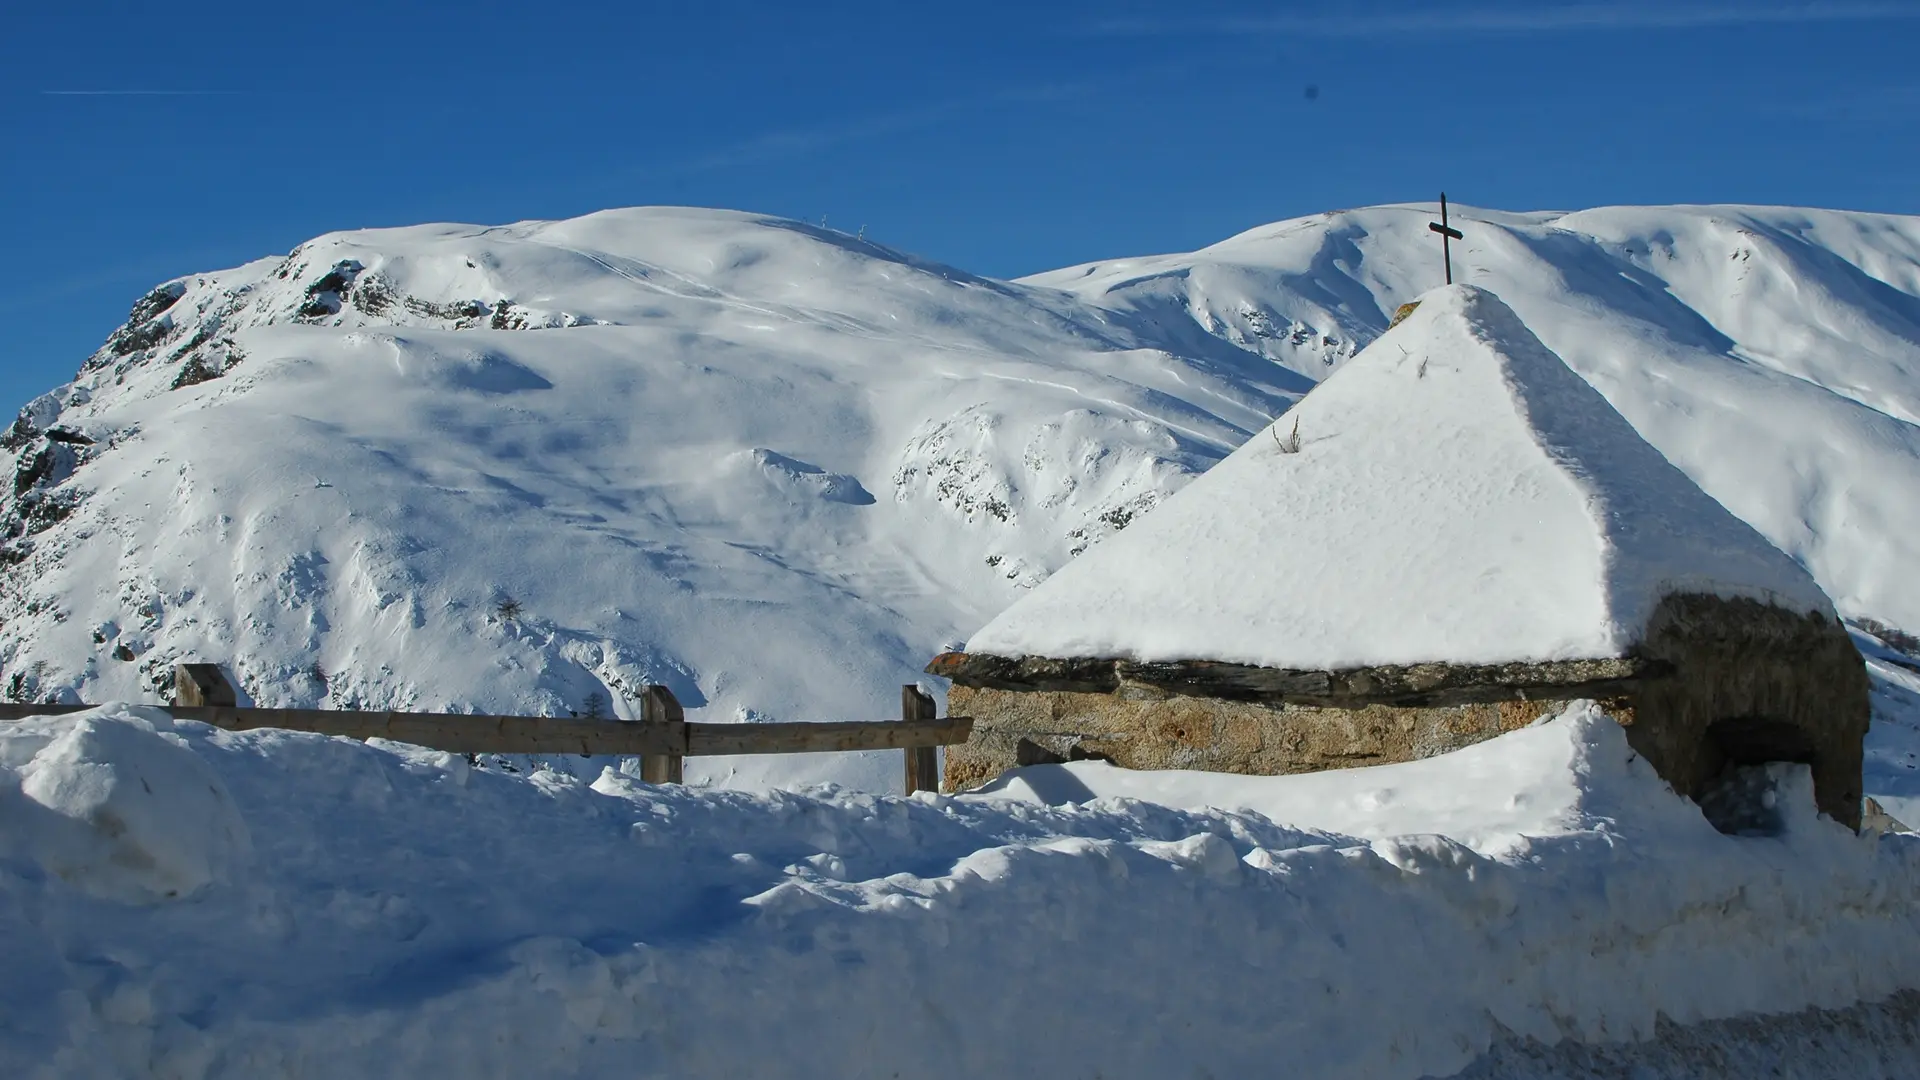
[296,260,362,319]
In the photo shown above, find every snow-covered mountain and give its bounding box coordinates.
[0,208,1303,789]
[6,201,1920,791]
[1027,203,1920,631]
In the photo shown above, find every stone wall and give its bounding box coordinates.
[1621,594,1869,829]
[943,683,1569,794]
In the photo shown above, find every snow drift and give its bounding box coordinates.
[1,702,1916,1078]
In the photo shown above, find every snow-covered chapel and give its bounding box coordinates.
[929,285,1871,828]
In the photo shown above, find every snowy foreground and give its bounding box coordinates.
[4,703,1918,1078]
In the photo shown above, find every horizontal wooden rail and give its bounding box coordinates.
[691,715,970,755]
[0,704,89,720]
[0,702,970,756]
[0,666,964,793]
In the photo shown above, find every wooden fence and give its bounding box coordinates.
[0,664,968,793]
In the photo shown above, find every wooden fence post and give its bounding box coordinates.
[903,685,939,794]
[641,685,685,784]
[173,663,236,707]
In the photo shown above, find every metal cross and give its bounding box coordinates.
[1428,192,1463,285]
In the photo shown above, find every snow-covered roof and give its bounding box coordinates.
[966,285,1835,669]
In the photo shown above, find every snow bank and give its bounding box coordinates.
[968,285,1830,669]
[3,709,248,903]
[1859,625,1920,829]
[3,703,1916,1078]
[1455,991,1920,1079]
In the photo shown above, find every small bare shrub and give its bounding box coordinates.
[1273,417,1302,454]
[1853,617,1920,657]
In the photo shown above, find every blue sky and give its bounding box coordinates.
[3,0,1916,415]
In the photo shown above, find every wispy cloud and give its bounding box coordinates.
[630,103,959,182]
[1087,2,1920,37]
[626,79,1103,183]
[40,89,240,97]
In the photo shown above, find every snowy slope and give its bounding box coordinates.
[968,285,1831,668]
[1025,203,1920,633]
[0,208,1301,790]
[1858,625,1920,829]
[2,702,1916,1078]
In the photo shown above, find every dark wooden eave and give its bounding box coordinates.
[924,651,1672,709]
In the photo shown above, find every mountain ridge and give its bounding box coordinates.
[0,206,1304,790]
[5,200,1919,791]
